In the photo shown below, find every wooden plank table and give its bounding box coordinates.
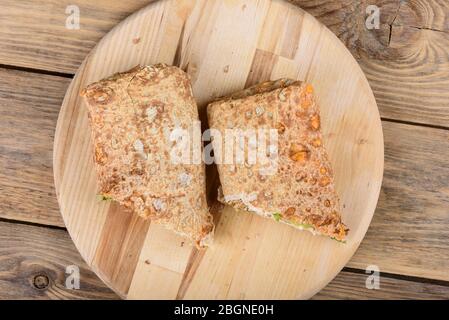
[0,0,448,299]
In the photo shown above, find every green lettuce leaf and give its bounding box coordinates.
[97,194,112,201]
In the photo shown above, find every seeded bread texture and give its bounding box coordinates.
[207,79,348,241]
[80,64,214,247]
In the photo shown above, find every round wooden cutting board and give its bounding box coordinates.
[53,0,384,299]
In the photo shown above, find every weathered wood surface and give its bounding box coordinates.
[0,0,447,126]
[0,68,70,227]
[290,0,449,127]
[0,0,155,74]
[0,220,117,299]
[348,121,449,281]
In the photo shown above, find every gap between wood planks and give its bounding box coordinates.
[380,118,449,131]
[343,267,449,288]
[0,217,67,231]
[0,63,73,79]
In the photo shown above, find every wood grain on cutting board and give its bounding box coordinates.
[53,0,383,299]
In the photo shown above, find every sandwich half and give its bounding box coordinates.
[207,79,348,242]
[81,64,214,247]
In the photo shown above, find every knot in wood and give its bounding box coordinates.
[33,274,49,290]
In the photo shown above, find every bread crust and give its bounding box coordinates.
[208,79,348,241]
[81,64,214,247]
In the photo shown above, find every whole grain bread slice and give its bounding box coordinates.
[207,79,348,241]
[81,64,214,247]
